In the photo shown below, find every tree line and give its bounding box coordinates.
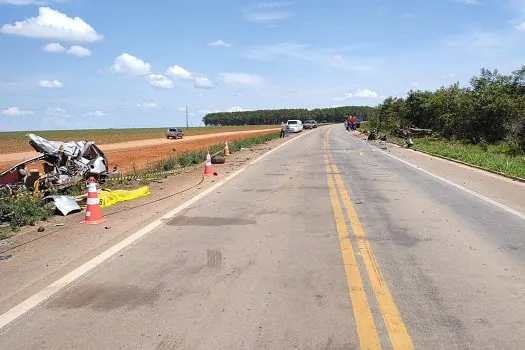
[372,66,525,149]
[202,106,377,126]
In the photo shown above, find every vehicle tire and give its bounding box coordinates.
[166,136,171,139]
[211,156,225,164]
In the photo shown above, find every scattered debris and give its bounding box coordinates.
[104,226,111,230]
[42,195,82,216]
[213,172,218,176]
[240,148,250,152]
[55,223,64,227]
[0,133,109,195]
[0,254,13,261]
[37,226,45,232]
[211,156,225,164]
[392,127,432,138]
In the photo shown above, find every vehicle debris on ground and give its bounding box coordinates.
[0,134,110,196]
[42,195,82,216]
[392,127,432,138]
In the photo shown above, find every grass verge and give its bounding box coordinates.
[0,194,55,233]
[412,138,525,179]
[360,123,525,179]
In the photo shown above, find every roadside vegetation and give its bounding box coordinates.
[0,132,280,234]
[363,65,525,179]
[203,106,376,126]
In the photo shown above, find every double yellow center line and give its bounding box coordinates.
[323,129,414,350]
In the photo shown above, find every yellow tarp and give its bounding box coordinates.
[98,186,150,208]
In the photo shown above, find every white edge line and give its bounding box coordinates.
[0,129,313,330]
[342,128,525,222]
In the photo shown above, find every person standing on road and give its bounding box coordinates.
[280,122,286,138]
[350,115,357,131]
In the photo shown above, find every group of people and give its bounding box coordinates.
[345,115,358,131]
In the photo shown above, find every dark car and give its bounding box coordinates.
[304,120,318,129]
[166,128,184,139]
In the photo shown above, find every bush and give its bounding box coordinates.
[0,193,54,231]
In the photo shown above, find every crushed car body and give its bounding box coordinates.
[0,134,109,196]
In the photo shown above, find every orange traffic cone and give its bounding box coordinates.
[224,141,230,156]
[204,151,214,176]
[82,177,104,224]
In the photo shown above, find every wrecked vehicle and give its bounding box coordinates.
[0,134,109,196]
[392,127,433,138]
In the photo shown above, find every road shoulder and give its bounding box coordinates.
[348,129,525,216]
[0,132,304,317]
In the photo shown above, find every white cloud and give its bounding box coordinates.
[0,0,66,5]
[136,102,157,109]
[198,109,220,115]
[166,65,193,80]
[46,106,67,115]
[194,77,214,89]
[111,53,152,76]
[219,73,264,86]
[209,39,231,47]
[334,89,379,100]
[1,106,33,116]
[229,106,246,112]
[412,81,419,86]
[148,74,174,89]
[454,0,479,4]
[444,30,514,50]
[177,107,186,112]
[0,7,103,43]
[516,21,525,31]
[243,2,293,23]
[92,110,105,117]
[245,42,375,72]
[38,79,63,88]
[67,45,91,57]
[43,42,65,53]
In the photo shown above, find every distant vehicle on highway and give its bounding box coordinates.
[166,128,184,139]
[286,120,303,133]
[303,120,317,129]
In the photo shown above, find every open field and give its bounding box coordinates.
[0,125,279,154]
[107,129,279,173]
[0,128,280,174]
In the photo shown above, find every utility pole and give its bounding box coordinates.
[186,105,189,131]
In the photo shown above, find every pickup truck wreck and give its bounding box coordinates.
[0,134,109,196]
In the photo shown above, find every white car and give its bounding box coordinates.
[286,120,303,133]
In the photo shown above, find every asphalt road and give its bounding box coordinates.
[1,126,525,349]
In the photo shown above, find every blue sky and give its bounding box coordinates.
[0,0,524,131]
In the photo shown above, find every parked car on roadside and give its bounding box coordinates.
[303,120,317,129]
[166,128,184,139]
[286,120,303,133]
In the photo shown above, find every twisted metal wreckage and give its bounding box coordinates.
[0,134,110,197]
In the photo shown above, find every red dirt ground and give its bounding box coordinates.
[0,129,278,175]
[109,130,277,173]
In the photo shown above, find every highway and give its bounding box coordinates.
[1,126,525,349]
